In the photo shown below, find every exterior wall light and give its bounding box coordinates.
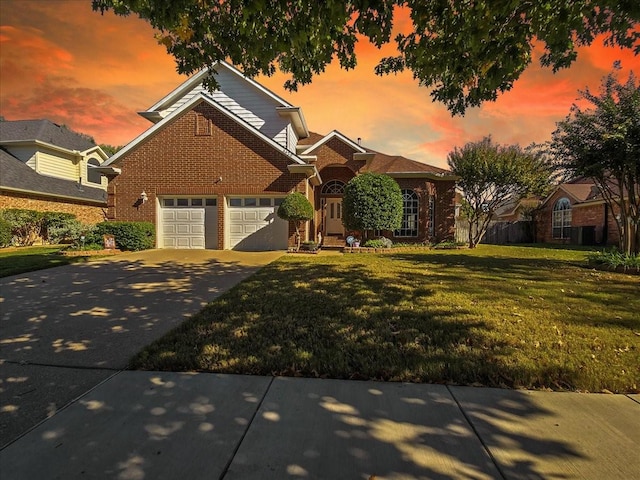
[140,191,148,203]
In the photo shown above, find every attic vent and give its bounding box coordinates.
[195,112,212,136]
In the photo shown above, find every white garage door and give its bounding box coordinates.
[228,197,288,251]
[161,198,218,249]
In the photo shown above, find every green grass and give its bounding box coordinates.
[0,246,94,277]
[132,245,640,393]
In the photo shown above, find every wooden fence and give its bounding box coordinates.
[455,220,534,245]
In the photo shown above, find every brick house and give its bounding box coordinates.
[536,178,620,246]
[0,119,109,223]
[100,62,457,250]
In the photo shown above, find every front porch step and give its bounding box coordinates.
[321,235,346,248]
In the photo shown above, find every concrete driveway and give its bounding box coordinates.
[0,249,283,446]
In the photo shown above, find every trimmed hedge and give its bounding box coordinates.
[91,222,155,251]
[0,217,12,247]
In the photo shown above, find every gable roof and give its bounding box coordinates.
[141,61,293,119]
[300,130,368,155]
[0,148,106,204]
[103,93,308,168]
[301,131,454,178]
[0,119,96,152]
[364,150,451,176]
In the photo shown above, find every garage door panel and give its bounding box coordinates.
[228,201,288,251]
[243,211,259,221]
[162,210,176,221]
[162,206,213,250]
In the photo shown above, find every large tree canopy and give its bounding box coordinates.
[448,137,553,248]
[551,66,640,255]
[93,0,639,114]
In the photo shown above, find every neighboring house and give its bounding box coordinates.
[536,178,620,246]
[100,61,457,251]
[0,119,110,223]
[492,197,541,223]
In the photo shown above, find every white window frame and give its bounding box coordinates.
[552,197,572,239]
[395,189,419,237]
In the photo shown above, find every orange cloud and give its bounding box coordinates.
[1,0,637,169]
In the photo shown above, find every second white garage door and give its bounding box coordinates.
[228,197,288,251]
[160,197,218,249]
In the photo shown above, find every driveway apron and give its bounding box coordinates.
[0,249,283,446]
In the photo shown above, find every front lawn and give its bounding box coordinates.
[132,245,640,393]
[0,246,93,278]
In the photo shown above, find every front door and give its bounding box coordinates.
[326,198,344,235]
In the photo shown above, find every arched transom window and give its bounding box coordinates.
[395,189,419,237]
[552,197,572,239]
[321,180,345,195]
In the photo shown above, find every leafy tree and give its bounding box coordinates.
[93,0,639,114]
[342,173,403,240]
[100,144,123,156]
[448,137,554,248]
[277,192,313,251]
[551,65,640,254]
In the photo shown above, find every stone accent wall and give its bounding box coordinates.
[106,101,307,249]
[0,192,106,224]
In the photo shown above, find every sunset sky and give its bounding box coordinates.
[1,1,638,170]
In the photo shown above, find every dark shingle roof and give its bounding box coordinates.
[0,119,96,152]
[0,149,106,204]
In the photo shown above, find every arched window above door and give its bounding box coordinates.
[321,180,346,195]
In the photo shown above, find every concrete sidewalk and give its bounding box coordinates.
[0,250,283,445]
[1,371,639,479]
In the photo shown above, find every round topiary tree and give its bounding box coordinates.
[277,192,313,251]
[343,173,403,240]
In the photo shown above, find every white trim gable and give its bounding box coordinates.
[300,130,368,155]
[140,61,293,121]
[103,94,307,167]
[540,185,583,207]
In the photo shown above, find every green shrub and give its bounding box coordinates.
[0,217,12,247]
[93,222,155,251]
[342,173,403,238]
[43,212,80,244]
[391,241,431,248]
[300,241,319,251]
[433,240,467,249]
[587,249,640,272]
[277,192,313,251]
[363,237,393,248]
[0,209,45,246]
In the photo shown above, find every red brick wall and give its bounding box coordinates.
[107,102,306,248]
[310,138,363,173]
[434,180,456,242]
[0,192,106,224]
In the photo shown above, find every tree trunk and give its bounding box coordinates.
[294,222,301,251]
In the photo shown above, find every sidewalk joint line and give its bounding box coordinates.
[3,360,122,371]
[446,385,507,480]
[219,375,275,480]
[625,394,640,406]
[0,369,123,451]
